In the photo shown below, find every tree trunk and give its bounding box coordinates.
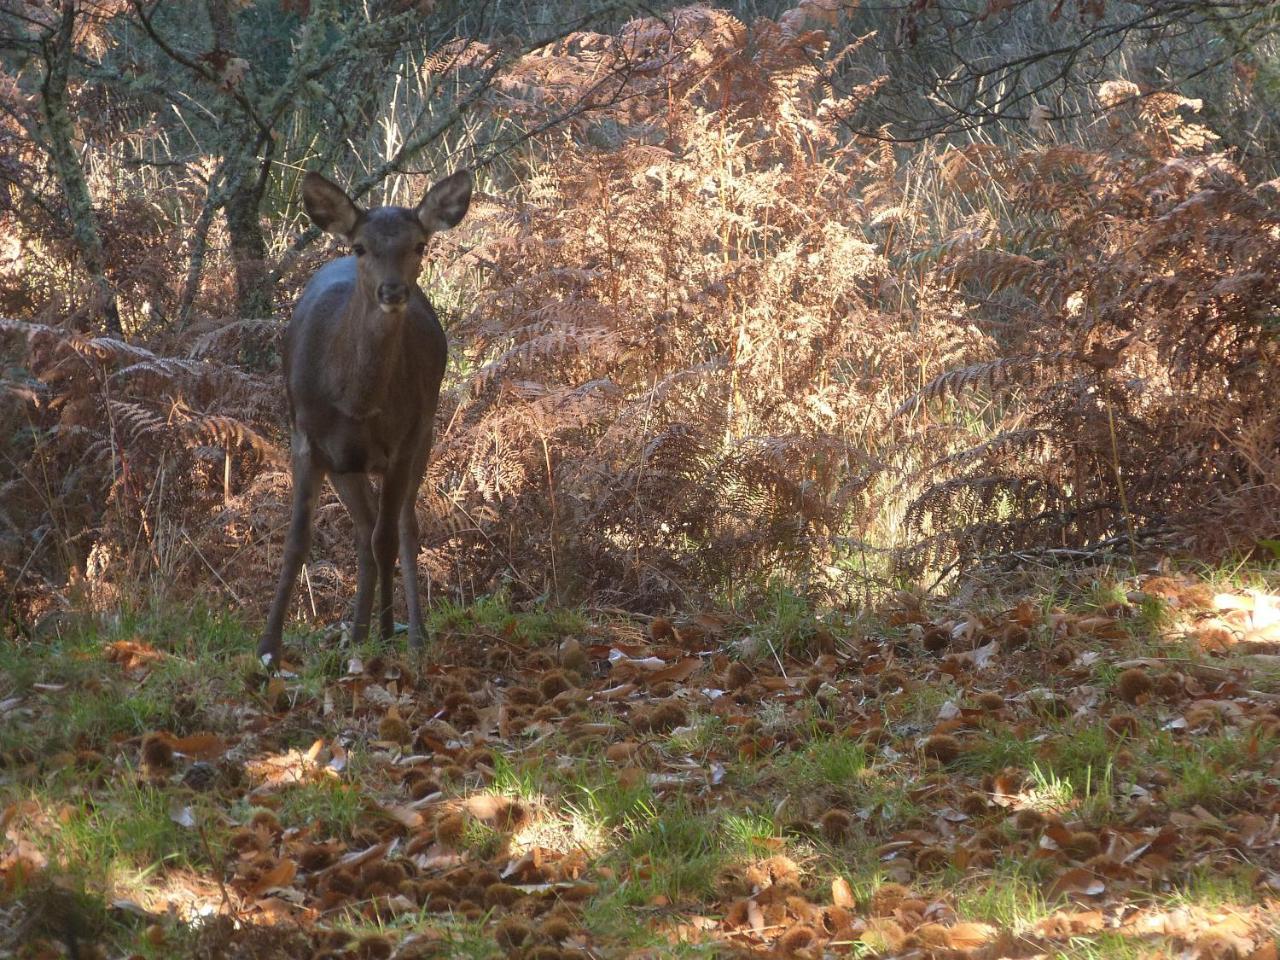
[39,6,122,336]
[224,156,273,319]
[207,0,274,324]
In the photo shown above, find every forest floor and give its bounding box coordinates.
[3,564,1280,959]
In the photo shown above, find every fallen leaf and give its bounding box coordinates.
[832,876,854,908]
[378,804,424,830]
[649,657,701,683]
[248,858,297,896]
[1049,867,1105,899]
[947,921,998,949]
[170,733,227,759]
[317,840,393,877]
[592,682,638,701]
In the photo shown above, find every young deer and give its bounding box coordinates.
[258,170,472,665]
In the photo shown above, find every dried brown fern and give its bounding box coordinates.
[892,96,1280,578]
[8,4,1274,628]
[1,316,286,615]
[415,3,932,609]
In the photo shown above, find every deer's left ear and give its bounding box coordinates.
[417,170,472,233]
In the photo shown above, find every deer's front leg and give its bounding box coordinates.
[373,463,410,641]
[259,440,324,665]
[399,496,423,648]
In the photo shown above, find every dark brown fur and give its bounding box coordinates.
[258,170,472,664]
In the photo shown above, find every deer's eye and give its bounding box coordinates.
[414,242,426,256]
[352,243,366,257]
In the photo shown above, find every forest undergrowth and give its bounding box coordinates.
[3,2,1277,630]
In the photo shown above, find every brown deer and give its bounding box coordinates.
[258,169,472,665]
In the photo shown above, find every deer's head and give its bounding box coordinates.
[301,170,473,314]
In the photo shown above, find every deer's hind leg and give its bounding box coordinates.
[331,472,378,645]
[259,440,325,665]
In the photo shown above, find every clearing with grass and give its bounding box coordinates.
[4,571,1280,957]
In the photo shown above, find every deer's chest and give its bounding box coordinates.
[286,297,446,477]
[301,406,411,476]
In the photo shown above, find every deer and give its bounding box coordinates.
[257,169,472,666]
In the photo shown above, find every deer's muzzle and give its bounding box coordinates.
[377,282,409,309]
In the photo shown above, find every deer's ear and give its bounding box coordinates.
[417,170,472,233]
[302,172,361,237]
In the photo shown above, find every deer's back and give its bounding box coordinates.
[284,257,447,475]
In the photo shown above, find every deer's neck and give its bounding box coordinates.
[330,303,405,419]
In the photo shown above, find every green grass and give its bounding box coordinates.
[427,592,587,647]
[617,797,722,902]
[605,799,798,908]
[761,735,922,829]
[956,727,1037,774]
[488,752,544,801]
[330,910,503,959]
[720,812,780,857]
[580,890,723,957]
[1038,725,1117,818]
[565,761,654,828]
[1091,660,1121,688]
[1140,728,1267,813]
[66,691,173,747]
[0,602,255,754]
[788,736,869,786]
[461,817,506,859]
[664,711,727,755]
[25,778,210,890]
[1052,932,1160,960]
[294,633,380,692]
[821,843,889,904]
[1020,760,1115,822]
[895,680,956,724]
[272,780,366,839]
[735,579,824,661]
[559,766,792,908]
[1084,579,1128,610]
[952,858,1054,929]
[1167,865,1265,910]
[1186,555,1280,592]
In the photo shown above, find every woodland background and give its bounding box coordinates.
[2,0,1278,632]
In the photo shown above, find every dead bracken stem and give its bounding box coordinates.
[198,822,237,920]
[1105,397,1138,573]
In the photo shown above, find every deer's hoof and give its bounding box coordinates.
[257,637,282,669]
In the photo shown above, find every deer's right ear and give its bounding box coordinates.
[302,172,361,237]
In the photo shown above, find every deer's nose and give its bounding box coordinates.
[377,282,408,306]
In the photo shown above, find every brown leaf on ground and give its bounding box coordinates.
[170,733,229,759]
[103,640,166,672]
